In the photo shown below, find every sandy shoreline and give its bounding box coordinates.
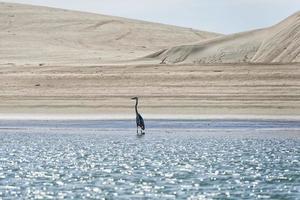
[1,63,299,119]
[0,113,299,121]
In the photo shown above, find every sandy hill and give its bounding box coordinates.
[0,2,220,65]
[152,11,300,64]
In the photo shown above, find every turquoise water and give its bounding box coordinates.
[0,120,299,199]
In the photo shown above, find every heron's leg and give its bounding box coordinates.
[136,126,138,134]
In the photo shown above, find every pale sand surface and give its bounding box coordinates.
[0,63,299,119]
[154,11,300,64]
[0,114,300,121]
[0,3,299,120]
[0,2,220,66]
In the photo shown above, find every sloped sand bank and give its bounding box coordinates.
[0,63,299,119]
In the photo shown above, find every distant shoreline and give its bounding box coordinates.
[0,114,299,121]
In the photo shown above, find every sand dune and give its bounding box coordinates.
[153,11,300,64]
[0,2,220,66]
[0,3,299,118]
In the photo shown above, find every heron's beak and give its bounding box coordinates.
[131,97,135,100]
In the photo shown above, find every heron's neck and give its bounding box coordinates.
[135,99,138,114]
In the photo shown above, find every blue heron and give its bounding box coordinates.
[131,97,145,135]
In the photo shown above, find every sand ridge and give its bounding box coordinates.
[0,2,220,66]
[153,11,300,64]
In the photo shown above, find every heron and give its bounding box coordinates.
[131,97,145,135]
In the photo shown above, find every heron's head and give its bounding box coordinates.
[131,97,138,100]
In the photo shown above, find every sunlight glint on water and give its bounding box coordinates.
[0,120,299,199]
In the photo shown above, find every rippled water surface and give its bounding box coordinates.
[0,120,299,199]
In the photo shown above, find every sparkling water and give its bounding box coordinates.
[0,120,299,199]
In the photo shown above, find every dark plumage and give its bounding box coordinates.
[136,113,145,130]
[131,97,145,135]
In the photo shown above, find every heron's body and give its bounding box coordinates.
[131,97,145,135]
[136,113,145,130]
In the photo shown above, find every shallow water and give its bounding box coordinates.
[0,120,299,199]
